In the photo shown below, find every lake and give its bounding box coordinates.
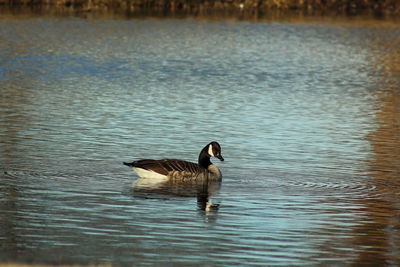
[0,11,399,266]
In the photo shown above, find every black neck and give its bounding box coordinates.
[198,146,212,168]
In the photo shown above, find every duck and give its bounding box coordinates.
[123,141,224,181]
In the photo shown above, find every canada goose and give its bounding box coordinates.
[123,141,224,181]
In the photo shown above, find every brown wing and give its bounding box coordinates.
[131,159,203,175]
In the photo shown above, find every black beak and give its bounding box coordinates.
[217,155,224,161]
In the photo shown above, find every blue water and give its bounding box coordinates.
[1,14,399,266]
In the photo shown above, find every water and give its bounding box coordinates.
[1,13,400,266]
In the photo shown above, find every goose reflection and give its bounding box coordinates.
[132,176,222,212]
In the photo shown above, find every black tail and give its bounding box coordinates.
[123,161,135,167]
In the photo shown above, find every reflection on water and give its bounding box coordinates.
[357,86,400,265]
[357,33,400,266]
[0,13,400,266]
[132,174,222,212]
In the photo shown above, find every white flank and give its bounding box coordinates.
[133,167,167,180]
[133,177,168,189]
[133,168,169,189]
[208,144,215,157]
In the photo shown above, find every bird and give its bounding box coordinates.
[123,141,224,181]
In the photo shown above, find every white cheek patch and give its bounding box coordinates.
[208,144,215,157]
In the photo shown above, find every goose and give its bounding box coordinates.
[123,141,224,181]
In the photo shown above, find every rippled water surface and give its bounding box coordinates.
[1,13,400,266]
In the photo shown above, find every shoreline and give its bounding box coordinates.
[0,0,399,15]
[0,6,399,23]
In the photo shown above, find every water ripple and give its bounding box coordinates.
[1,16,400,266]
